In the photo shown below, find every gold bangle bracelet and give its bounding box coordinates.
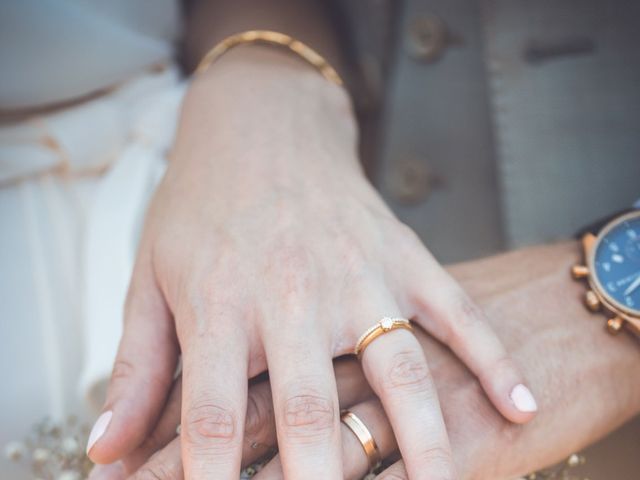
[195,30,343,86]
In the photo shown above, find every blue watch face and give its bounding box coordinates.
[592,212,640,314]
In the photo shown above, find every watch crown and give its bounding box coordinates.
[571,265,590,279]
[607,317,624,334]
[585,290,601,311]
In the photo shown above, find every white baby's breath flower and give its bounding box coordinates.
[4,441,25,461]
[32,447,51,464]
[61,437,80,455]
[57,470,81,480]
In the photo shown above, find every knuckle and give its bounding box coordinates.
[184,401,237,445]
[439,292,487,346]
[269,244,313,275]
[110,359,136,383]
[453,293,486,331]
[383,350,432,393]
[182,285,245,337]
[265,245,317,299]
[335,236,368,278]
[417,445,455,479]
[493,351,514,369]
[282,391,336,440]
[196,277,240,313]
[109,355,172,395]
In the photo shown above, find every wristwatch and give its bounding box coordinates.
[572,208,640,336]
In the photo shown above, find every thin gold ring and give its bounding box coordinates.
[340,410,382,472]
[354,317,413,359]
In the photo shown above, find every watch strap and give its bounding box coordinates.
[575,207,637,239]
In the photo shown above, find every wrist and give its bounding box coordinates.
[165,45,391,216]
[172,45,366,191]
[190,44,350,105]
[183,45,356,165]
[452,242,640,478]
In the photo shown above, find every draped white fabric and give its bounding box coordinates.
[0,67,185,469]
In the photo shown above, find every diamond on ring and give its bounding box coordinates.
[380,317,394,331]
[354,317,413,358]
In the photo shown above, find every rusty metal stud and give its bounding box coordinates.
[607,317,624,334]
[584,290,601,311]
[406,15,450,63]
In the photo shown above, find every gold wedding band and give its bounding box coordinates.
[340,411,382,472]
[354,317,413,359]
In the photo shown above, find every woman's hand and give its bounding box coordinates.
[86,47,534,480]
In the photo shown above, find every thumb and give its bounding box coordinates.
[87,261,178,465]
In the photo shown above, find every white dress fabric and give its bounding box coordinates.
[0,2,184,477]
[0,0,181,109]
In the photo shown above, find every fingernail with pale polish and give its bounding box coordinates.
[88,462,125,480]
[86,411,113,455]
[510,384,538,413]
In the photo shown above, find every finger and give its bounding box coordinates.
[122,376,183,473]
[126,374,276,472]
[264,322,342,479]
[362,326,455,480]
[129,437,183,480]
[121,357,374,473]
[407,252,538,423]
[252,398,397,480]
[181,322,248,479]
[87,258,179,464]
[351,280,455,480]
[122,372,272,474]
[340,399,397,479]
[375,460,409,480]
[242,355,373,468]
[241,377,279,467]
